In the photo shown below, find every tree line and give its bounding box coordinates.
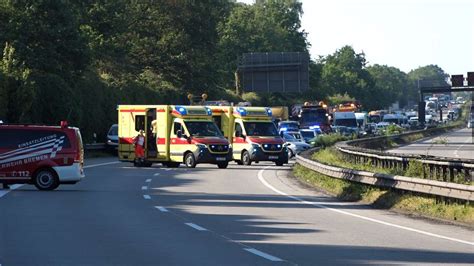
[0,0,449,141]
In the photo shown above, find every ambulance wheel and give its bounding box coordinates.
[217,162,228,169]
[33,169,59,191]
[275,161,284,166]
[242,151,251,166]
[235,160,243,165]
[184,153,197,168]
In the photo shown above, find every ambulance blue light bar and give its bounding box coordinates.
[236,107,247,116]
[205,107,212,116]
[265,108,272,117]
[175,106,187,115]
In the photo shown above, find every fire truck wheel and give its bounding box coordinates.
[242,151,251,166]
[33,169,59,191]
[184,152,197,168]
[217,162,228,169]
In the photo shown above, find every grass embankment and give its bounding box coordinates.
[293,164,474,224]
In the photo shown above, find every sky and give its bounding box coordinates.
[238,0,474,75]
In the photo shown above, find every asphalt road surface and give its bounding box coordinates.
[389,127,474,159]
[1,158,473,265]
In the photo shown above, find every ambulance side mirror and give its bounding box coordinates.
[177,130,183,139]
[235,130,241,138]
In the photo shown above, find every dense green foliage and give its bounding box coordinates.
[0,0,451,141]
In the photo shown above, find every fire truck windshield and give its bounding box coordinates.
[244,122,279,137]
[185,121,223,137]
[300,109,327,124]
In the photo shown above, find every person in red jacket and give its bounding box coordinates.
[134,130,145,163]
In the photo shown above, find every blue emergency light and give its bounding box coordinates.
[175,106,187,115]
[265,108,272,117]
[205,107,212,116]
[236,107,247,116]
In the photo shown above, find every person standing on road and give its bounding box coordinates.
[134,130,145,163]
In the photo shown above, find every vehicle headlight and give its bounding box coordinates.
[251,143,260,149]
[197,144,207,149]
[228,144,232,149]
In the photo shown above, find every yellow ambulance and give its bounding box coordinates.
[118,105,232,168]
[210,106,288,166]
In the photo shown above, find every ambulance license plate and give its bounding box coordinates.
[269,156,278,160]
[216,157,226,161]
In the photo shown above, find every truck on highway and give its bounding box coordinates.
[298,102,331,133]
[209,106,288,166]
[118,105,232,168]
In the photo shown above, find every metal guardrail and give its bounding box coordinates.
[295,149,474,201]
[334,127,474,184]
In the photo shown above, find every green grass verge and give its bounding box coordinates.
[293,164,474,225]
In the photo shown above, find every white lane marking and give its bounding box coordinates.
[84,161,120,169]
[153,173,160,176]
[0,184,24,198]
[244,248,283,262]
[145,178,152,183]
[154,206,169,212]
[141,186,148,190]
[165,168,172,171]
[453,137,472,159]
[258,166,474,246]
[185,223,208,231]
[143,195,151,200]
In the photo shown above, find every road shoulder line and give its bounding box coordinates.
[258,166,474,246]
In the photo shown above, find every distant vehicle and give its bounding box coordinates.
[271,106,289,124]
[375,122,390,135]
[425,101,437,110]
[299,129,317,144]
[106,124,118,150]
[285,131,303,141]
[282,132,311,158]
[0,121,85,190]
[298,103,331,133]
[278,121,299,133]
[468,120,473,128]
[355,112,368,128]
[333,112,361,137]
[368,110,387,123]
[336,101,362,112]
[383,114,407,126]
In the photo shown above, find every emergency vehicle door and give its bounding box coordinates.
[233,121,246,160]
[170,119,189,162]
[145,108,157,158]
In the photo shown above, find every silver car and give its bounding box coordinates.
[282,132,311,158]
[107,124,119,150]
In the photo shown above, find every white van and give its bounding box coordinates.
[333,112,359,136]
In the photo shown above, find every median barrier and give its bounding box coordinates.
[295,148,474,201]
[334,126,473,184]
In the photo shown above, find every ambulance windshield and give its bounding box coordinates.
[185,121,223,137]
[244,122,279,137]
